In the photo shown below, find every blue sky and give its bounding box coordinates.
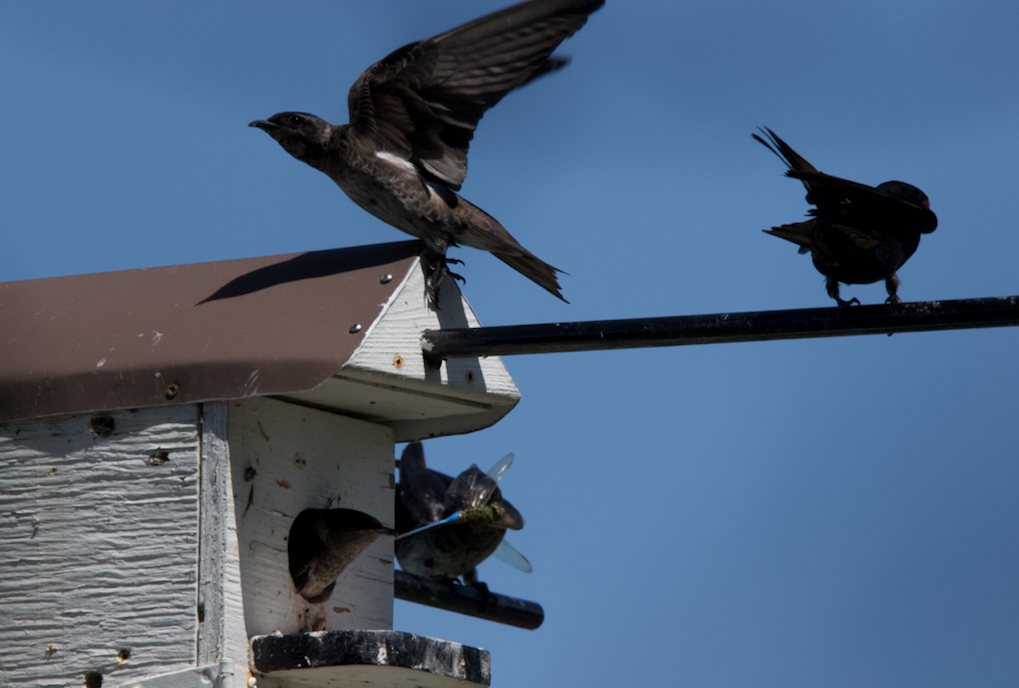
[3,1,1017,686]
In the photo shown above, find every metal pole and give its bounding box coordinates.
[422,295,1019,359]
[393,570,544,630]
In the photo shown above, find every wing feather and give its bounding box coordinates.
[347,0,604,189]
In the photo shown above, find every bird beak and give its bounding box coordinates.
[248,119,275,131]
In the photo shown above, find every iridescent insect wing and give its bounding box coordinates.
[445,464,498,511]
[493,539,532,573]
[486,452,515,484]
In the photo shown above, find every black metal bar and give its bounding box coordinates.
[422,295,1019,359]
[393,570,544,630]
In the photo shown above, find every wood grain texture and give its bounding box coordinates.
[339,259,520,441]
[228,397,395,637]
[0,406,201,687]
[196,402,248,683]
[349,258,518,395]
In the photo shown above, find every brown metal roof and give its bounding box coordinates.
[0,241,422,423]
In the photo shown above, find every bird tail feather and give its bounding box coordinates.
[494,250,567,302]
[764,222,814,254]
[460,200,568,301]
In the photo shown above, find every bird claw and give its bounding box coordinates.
[420,250,466,306]
[836,297,860,308]
[443,256,466,282]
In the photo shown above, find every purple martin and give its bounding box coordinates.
[288,508,395,604]
[395,442,528,585]
[249,0,606,301]
[754,127,937,306]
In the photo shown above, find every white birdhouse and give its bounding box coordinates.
[0,241,518,688]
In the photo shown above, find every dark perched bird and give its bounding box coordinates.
[250,0,605,302]
[754,127,937,306]
[288,508,395,604]
[395,442,529,585]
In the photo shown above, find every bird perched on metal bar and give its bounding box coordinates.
[288,508,395,604]
[250,0,605,302]
[395,442,530,585]
[754,127,937,306]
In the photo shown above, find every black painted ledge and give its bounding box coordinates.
[251,629,491,687]
[394,570,544,630]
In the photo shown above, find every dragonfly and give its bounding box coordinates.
[395,442,531,583]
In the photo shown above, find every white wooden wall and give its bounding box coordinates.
[228,397,395,637]
[0,397,397,687]
[0,406,202,687]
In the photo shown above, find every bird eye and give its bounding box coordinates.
[288,115,304,127]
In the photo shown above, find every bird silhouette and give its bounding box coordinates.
[754,127,937,306]
[250,0,605,302]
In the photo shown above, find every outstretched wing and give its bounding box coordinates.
[347,0,604,190]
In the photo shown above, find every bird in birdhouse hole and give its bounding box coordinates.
[288,508,395,604]
[395,442,530,586]
[754,127,937,306]
[249,0,605,303]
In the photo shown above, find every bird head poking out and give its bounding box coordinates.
[288,507,395,604]
[249,112,331,167]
